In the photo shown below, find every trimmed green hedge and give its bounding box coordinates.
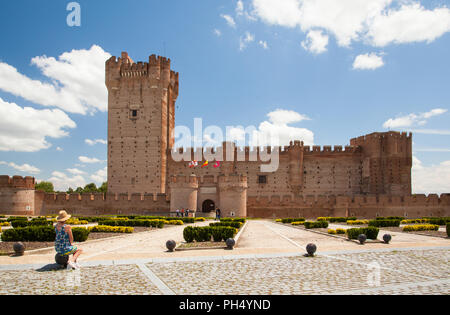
[210,222,243,229]
[220,218,246,223]
[7,216,28,222]
[280,218,305,224]
[304,221,329,229]
[317,217,357,223]
[424,218,448,226]
[1,226,89,242]
[100,219,165,228]
[183,226,237,243]
[369,220,401,227]
[347,227,379,240]
[376,216,404,221]
[11,220,53,228]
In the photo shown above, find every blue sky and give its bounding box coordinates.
[0,0,449,193]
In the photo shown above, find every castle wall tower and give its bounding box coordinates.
[106,52,179,195]
[287,140,304,194]
[350,131,412,195]
[170,174,199,212]
[0,176,35,215]
[218,174,248,217]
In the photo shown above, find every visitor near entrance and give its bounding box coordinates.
[54,210,83,270]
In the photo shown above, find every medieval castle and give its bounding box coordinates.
[1,52,449,218]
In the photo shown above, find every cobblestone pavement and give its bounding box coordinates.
[0,248,448,295]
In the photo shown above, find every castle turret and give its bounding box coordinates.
[218,174,248,217]
[287,140,304,193]
[106,52,179,195]
[0,176,35,215]
[350,131,412,195]
[170,174,199,212]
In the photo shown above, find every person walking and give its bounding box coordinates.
[215,208,221,221]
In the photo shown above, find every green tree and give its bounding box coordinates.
[67,187,74,194]
[75,187,84,194]
[35,181,54,193]
[83,183,98,193]
[98,182,107,193]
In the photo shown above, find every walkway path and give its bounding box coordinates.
[0,219,448,295]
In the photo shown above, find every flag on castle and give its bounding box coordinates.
[189,161,198,168]
[201,160,209,168]
[213,161,220,168]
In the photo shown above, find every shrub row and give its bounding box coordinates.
[304,221,329,229]
[7,216,28,222]
[0,222,10,227]
[163,220,184,225]
[401,219,427,224]
[89,225,134,233]
[11,220,54,228]
[403,225,439,232]
[183,226,237,243]
[376,216,404,221]
[347,220,369,225]
[1,226,90,242]
[346,227,380,240]
[328,228,346,235]
[292,221,305,226]
[423,218,448,226]
[220,218,246,223]
[210,222,243,229]
[368,220,401,227]
[280,218,305,224]
[317,217,357,223]
[100,219,165,228]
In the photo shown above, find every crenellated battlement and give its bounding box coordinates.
[105,52,179,92]
[0,175,35,189]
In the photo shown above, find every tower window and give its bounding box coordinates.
[258,175,267,184]
[130,110,138,119]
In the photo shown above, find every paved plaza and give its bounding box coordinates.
[0,220,448,295]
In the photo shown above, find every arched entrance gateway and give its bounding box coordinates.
[202,199,216,213]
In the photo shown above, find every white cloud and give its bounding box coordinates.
[412,156,450,194]
[78,156,105,164]
[48,171,86,191]
[221,14,236,28]
[250,0,450,48]
[66,168,86,175]
[56,147,63,151]
[0,98,76,152]
[236,0,244,16]
[368,3,450,47]
[0,161,41,174]
[259,40,269,49]
[301,30,329,54]
[240,31,255,50]
[383,108,447,129]
[85,138,107,146]
[213,29,222,37]
[352,53,385,70]
[228,108,314,146]
[0,45,110,115]
[90,167,107,184]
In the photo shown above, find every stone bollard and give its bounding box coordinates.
[226,238,236,250]
[358,234,367,245]
[13,242,25,256]
[55,254,69,267]
[306,243,317,257]
[383,234,392,244]
[166,240,176,252]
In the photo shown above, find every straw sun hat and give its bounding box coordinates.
[56,210,71,222]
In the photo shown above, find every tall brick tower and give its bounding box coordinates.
[350,131,412,195]
[105,52,179,195]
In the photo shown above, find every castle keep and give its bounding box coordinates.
[1,52,449,218]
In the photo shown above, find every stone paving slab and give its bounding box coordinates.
[0,264,162,295]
